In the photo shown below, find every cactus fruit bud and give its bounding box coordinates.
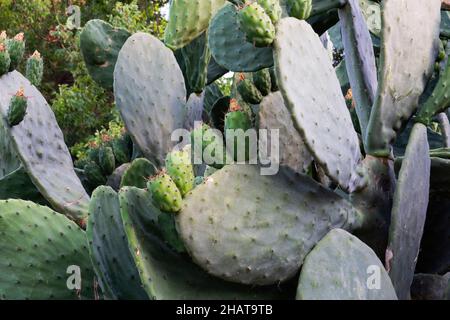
[253,68,272,96]
[256,0,282,24]
[237,78,263,104]
[165,146,195,197]
[287,0,313,20]
[6,32,25,71]
[147,170,183,213]
[229,98,241,111]
[98,146,116,176]
[7,88,28,126]
[26,50,43,86]
[238,2,276,47]
[0,43,11,76]
[225,106,253,161]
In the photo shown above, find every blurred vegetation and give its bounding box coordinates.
[0,0,168,154]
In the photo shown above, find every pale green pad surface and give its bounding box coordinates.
[365,0,441,155]
[258,92,312,174]
[119,187,286,299]
[164,0,226,50]
[297,229,397,300]
[387,123,430,300]
[274,18,362,192]
[177,164,362,285]
[0,199,95,299]
[0,72,90,221]
[114,33,187,167]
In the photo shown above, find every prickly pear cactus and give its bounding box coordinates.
[6,88,27,126]
[176,164,363,285]
[296,229,397,300]
[80,19,130,90]
[114,33,186,167]
[0,72,90,223]
[208,3,274,72]
[387,123,431,299]
[148,171,183,213]
[164,0,226,50]
[0,200,96,299]
[365,0,441,156]
[274,18,363,192]
[25,50,43,87]
[87,187,148,299]
[238,2,276,47]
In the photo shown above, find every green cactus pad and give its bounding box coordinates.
[387,123,430,300]
[358,0,381,37]
[80,19,130,90]
[120,158,157,189]
[87,186,148,299]
[84,161,107,188]
[119,186,287,299]
[338,0,378,140]
[0,118,21,178]
[415,44,450,126]
[177,32,211,94]
[6,92,27,126]
[6,35,25,71]
[111,135,131,165]
[106,163,130,191]
[165,148,195,197]
[274,18,363,192]
[184,93,205,130]
[365,0,441,156]
[286,0,312,20]
[238,2,276,47]
[296,229,397,300]
[237,78,263,104]
[258,92,312,173]
[206,57,228,85]
[208,3,274,72]
[148,171,183,213]
[0,165,45,203]
[0,72,90,222]
[25,51,43,87]
[164,0,226,50]
[176,164,363,285]
[0,46,10,76]
[98,146,116,176]
[114,33,187,167]
[0,199,96,299]
[204,82,223,113]
[253,68,271,96]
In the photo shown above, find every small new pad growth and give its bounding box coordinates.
[6,32,25,71]
[7,87,27,126]
[26,50,43,86]
[238,2,276,47]
[165,147,195,197]
[148,170,183,213]
[287,0,312,20]
[0,43,10,76]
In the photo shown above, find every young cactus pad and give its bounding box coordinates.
[0,72,90,222]
[296,229,397,300]
[0,200,96,299]
[176,164,363,285]
[274,18,363,192]
[208,3,274,72]
[114,33,187,167]
[118,186,286,299]
[364,0,441,156]
[164,0,226,50]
